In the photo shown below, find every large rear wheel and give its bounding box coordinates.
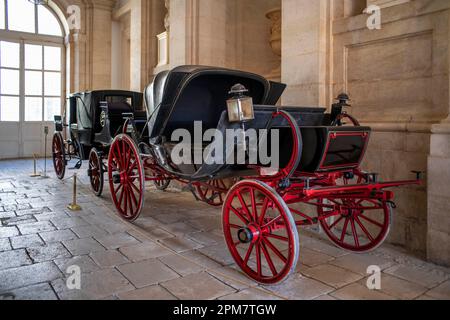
[223,180,299,285]
[52,132,66,180]
[108,134,145,221]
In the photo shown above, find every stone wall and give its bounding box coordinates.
[282,0,450,263]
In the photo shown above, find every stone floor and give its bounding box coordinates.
[0,158,449,300]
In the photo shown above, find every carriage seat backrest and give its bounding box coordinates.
[163,74,267,139]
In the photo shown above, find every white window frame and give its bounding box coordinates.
[0,1,66,123]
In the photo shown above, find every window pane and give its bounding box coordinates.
[25,44,42,69]
[44,72,60,96]
[1,69,19,95]
[1,96,19,121]
[1,41,20,68]
[44,46,61,71]
[8,0,36,33]
[44,97,60,121]
[0,0,5,30]
[25,97,42,121]
[38,6,62,36]
[25,71,43,95]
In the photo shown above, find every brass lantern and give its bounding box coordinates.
[226,84,254,123]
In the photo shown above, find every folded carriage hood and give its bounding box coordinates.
[144,65,287,139]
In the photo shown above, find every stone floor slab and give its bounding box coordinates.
[159,236,203,253]
[119,242,172,262]
[71,225,108,239]
[426,280,450,300]
[18,221,55,235]
[27,242,71,263]
[90,250,130,268]
[0,226,19,238]
[39,229,78,243]
[54,255,100,274]
[263,274,334,300]
[95,233,140,250]
[161,272,235,300]
[117,285,177,300]
[52,268,134,300]
[158,254,205,276]
[63,238,106,256]
[302,264,364,289]
[330,253,395,275]
[219,288,281,300]
[0,261,62,291]
[0,249,32,270]
[384,264,449,289]
[10,234,44,249]
[118,259,179,289]
[331,283,395,300]
[0,238,11,252]
[51,217,89,230]
[0,283,58,300]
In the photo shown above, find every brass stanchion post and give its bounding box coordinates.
[67,173,82,211]
[30,154,40,177]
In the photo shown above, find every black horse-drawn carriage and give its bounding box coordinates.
[54,66,420,284]
[51,90,159,195]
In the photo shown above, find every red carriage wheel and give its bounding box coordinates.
[108,134,145,221]
[52,132,66,180]
[223,180,299,284]
[88,148,104,197]
[318,197,392,252]
[196,178,237,207]
[154,173,171,191]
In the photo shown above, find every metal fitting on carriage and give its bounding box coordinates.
[278,178,291,189]
[411,170,424,180]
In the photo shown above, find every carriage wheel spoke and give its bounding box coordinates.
[243,242,254,266]
[250,188,258,222]
[261,241,278,276]
[258,198,269,225]
[256,243,262,277]
[355,216,374,242]
[229,223,242,230]
[262,215,282,229]
[237,191,252,222]
[350,219,360,247]
[263,237,287,264]
[359,214,384,228]
[265,233,288,242]
[328,215,344,229]
[340,217,350,242]
[230,206,249,225]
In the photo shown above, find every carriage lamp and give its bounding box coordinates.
[226,84,255,123]
[227,84,254,155]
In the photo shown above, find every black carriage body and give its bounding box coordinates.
[68,90,144,156]
[143,66,371,180]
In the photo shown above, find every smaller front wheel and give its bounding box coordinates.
[88,148,104,197]
[223,180,299,285]
[52,132,66,180]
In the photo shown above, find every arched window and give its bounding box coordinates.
[0,0,65,123]
[0,0,65,158]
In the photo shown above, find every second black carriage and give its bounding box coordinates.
[51,90,170,196]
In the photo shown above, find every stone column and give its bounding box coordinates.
[428,122,450,266]
[281,0,331,107]
[90,1,114,89]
